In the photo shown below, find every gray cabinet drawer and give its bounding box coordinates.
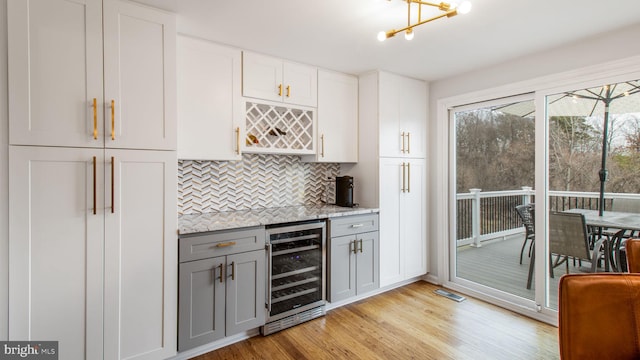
[329,214,379,238]
[179,226,265,262]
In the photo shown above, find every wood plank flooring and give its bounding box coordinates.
[192,281,559,360]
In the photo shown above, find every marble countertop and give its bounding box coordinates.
[178,205,379,235]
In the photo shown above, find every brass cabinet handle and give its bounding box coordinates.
[111,100,115,140]
[407,132,411,154]
[320,134,325,158]
[401,132,405,153]
[230,262,236,281]
[278,84,282,96]
[358,239,363,253]
[407,162,411,193]
[235,127,240,155]
[401,163,406,193]
[351,240,357,255]
[92,156,97,215]
[286,85,291,97]
[218,263,224,283]
[111,156,115,214]
[92,98,98,140]
[216,241,237,248]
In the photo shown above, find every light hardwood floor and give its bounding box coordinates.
[192,281,559,360]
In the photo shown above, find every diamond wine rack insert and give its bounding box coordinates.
[245,101,315,154]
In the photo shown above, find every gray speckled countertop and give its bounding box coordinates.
[178,205,379,235]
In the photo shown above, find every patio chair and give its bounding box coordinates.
[549,212,605,276]
[559,273,640,360]
[514,204,535,264]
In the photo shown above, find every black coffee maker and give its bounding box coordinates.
[335,176,355,207]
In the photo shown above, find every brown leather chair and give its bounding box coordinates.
[626,238,640,273]
[558,273,640,359]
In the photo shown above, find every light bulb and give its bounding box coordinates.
[405,29,414,40]
[457,1,472,14]
[377,31,387,42]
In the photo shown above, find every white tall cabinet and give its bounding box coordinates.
[347,71,428,287]
[7,1,177,359]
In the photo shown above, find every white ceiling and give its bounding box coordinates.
[132,0,640,82]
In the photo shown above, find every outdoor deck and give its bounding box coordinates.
[456,231,597,309]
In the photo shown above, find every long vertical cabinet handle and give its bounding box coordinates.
[235,127,240,155]
[320,134,325,158]
[92,98,98,140]
[351,240,357,255]
[92,156,97,215]
[358,239,363,253]
[406,132,411,154]
[111,157,115,213]
[407,162,411,193]
[266,243,272,312]
[401,163,406,193]
[230,262,236,281]
[401,132,406,153]
[111,100,115,140]
[218,263,224,283]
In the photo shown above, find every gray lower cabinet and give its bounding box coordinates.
[178,227,266,352]
[328,214,379,303]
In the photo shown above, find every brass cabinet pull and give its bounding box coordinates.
[111,100,115,140]
[401,163,406,193]
[92,98,98,140]
[407,132,411,154]
[401,132,405,153]
[351,240,357,254]
[407,162,411,193]
[216,241,236,248]
[286,85,291,97]
[92,156,97,215]
[278,84,283,96]
[111,156,115,214]
[358,239,363,253]
[230,262,236,281]
[235,127,240,155]
[218,263,224,283]
[320,134,325,158]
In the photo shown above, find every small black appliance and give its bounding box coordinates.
[335,176,355,207]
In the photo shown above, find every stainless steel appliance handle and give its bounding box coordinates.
[266,243,272,313]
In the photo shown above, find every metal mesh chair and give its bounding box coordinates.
[515,204,535,264]
[549,212,605,275]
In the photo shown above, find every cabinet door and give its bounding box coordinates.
[104,149,177,360]
[103,1,176,151]
[8,0,104,148]
[356,232,379,296]
[178,257,226,352]
[242,52,283,103]
[378,158,403,287]
[378,72,426,158]
[226,250,266,336]
[177,36,242,160]
[329,235,357,302]
[9,146,105,360]
[314,70,358,163]
[283,61,317,107]
[401,159,427,278]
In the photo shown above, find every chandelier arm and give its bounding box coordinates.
[387,10,454,37]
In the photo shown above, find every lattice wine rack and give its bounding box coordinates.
[244,101,315,154]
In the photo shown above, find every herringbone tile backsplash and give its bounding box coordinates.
[178,154,340,214]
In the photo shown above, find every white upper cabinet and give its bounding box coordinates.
[303,70,358,163]
[378,72,427,158]
[8,0,104,148]
[243,51,317,107]
[103,1,176,150]
[177,35,242,160]
[8,0,176,151]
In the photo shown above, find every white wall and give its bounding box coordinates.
[0,0,8,340]
[427,22,640,279]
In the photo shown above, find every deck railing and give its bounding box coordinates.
[456,188,640,247]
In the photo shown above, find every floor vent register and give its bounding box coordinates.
[434,289,466,302]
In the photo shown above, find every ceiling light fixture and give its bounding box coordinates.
[378,0,472,41]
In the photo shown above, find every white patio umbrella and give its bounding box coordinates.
[495,80,640,215]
